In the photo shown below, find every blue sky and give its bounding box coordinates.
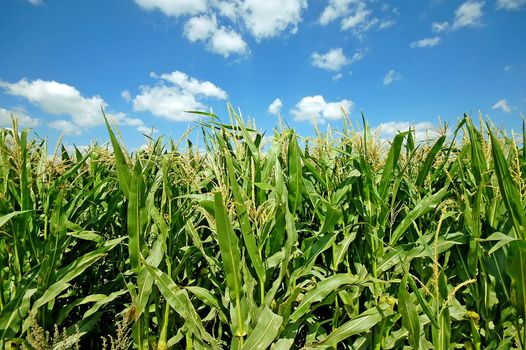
[0,0,525,149]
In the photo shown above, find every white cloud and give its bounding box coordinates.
[492,99,511,113]
[453,1,484,28]
[432,21,450,32]
[433,1,484,32]
[0,78,106,127]
[291,95,352,123]
[410,36,441,48]
[0,78,146,134]
[319,0,395,36]
[332,73,343,81]
[138,0,307,56]
[378,19,395,29]
[132,71,227,122]
[209,27,249,57]
[212,0,239,20]
[153,71,227,99]
[134,0,207,17]
[268,98,283,115]
[121,90,131,102]
[49,120,82,135]
[137,125,159,134]
[27,0,43,5]
[107,112,145,128]
[341,3,371,30]
[311,48,350,71]
[496,0,526,10]
[376,121,441,141]
[184,15,218,42]
[0,107,40,128]
[504,65,513,71]
[241,0,307,40]
[183,15,248,57]
[383,70,401,85]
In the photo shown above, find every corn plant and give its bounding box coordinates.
[0,110,524,349]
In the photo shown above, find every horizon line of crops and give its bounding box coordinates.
[0,108,525,349]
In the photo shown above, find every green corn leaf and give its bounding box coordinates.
[489,128,526,239]
[128,159,144,273]
[398,274,422,349]
[143,262,215,345]
[507,240,526,319]
[416,135,446,187]
[312,303,394,348]
[103,110,131,197]
[290,274,365,322]
[390,187,448,245]
[241,307,283,350]
[287,132,303,214]
[214,191,242,302]
[378,131,407,199]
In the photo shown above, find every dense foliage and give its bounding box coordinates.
[0,110,525,349]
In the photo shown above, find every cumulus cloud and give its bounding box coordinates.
[49,119,81,135]
[27,0,43,5]
[290,95,352,123]
[492,99,511,113]
[332,73,343,81]
[183,15,248,57]
[410,36,441,48]
[496,0,526,10]
[121,90,132,102]
[0,107,40,128]
[153,71,227,99]
[209,27,249,57]
[376,121,441,141]
[0,78,146,134]
[432,1,484,32]
[383,70,401,85]
[137,0,307,56]
[184,15,218,42]
[319,0,395,36]
[241,0,307,40]
[432,21,449,32]
[268,98,283,115]
[311,48,349,71]
[132,71,228,122]
[134,0,207,17]
[0,78,106,127]
[137,125,159,135]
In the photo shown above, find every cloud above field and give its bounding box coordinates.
[318,0,396,36]
[134,0,207,17]
[383,70,401,85]
[0,107,40,128]
[268,98,282,115]
[241,0,307,40]
[410,36,441,48]
[135,0,307,56]
[311,48,349,71]
[183,15,248,57]
[496,0,526,10]
[432,1,484,32]
[132,71,228,122]
[492,98,512,112]
[0,78,146,134]
[376,121,442,141]
[291,95,352,123]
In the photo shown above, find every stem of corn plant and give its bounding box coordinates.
[158,259,171,350]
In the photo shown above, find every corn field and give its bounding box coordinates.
[0,109,525,349]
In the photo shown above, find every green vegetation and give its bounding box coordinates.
[0,109,525,349]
